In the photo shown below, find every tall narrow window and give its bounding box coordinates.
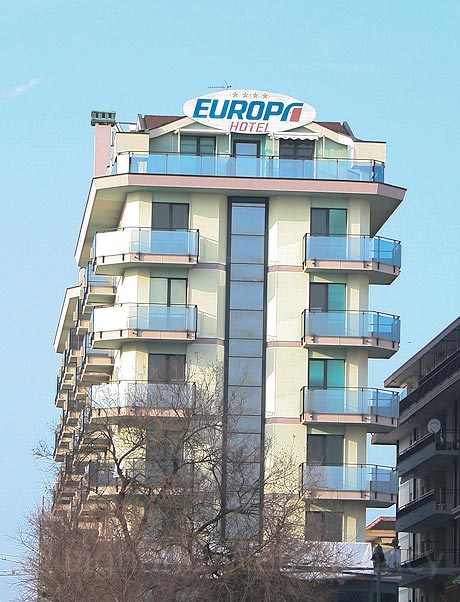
[311,208,347,236]
[306,511,343,542]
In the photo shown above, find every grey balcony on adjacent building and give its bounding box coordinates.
[300,463,397,507]
[78,334,114,381]
[396,489,455,533]
[397,430,460,480]
[302,310,400,358]
[300,387,399,431]
[113,152,385,183]
[92,228,199,274]
[303,234,401,284]
[400,546,460,588]
[91,303,197,347]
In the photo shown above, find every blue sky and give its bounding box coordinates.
[1,0,460,597]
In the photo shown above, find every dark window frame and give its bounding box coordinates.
[150,277,188,306]
[308,358,345,389]
[279,138,315,160]
[152,202,189,231]
[311,208,347,236]
[180,135,216,156]
[232,140,261,158]
[148,354,186,383]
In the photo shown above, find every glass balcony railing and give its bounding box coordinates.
[300,463,398,496]
[89,380,196,410]
[92,303,197,334]
[301,387,399,418]
[302,310,400,343]
[93,228,199,259]
[304,234,401,267]
[112,152,385,183]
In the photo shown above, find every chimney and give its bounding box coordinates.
[91,110,116,177]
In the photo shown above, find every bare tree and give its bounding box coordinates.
[22,365,344,602]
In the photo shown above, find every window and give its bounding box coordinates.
[308,359,345,389]
[311,208,347,236]
[150,277,187,306]
[309,283,346,312]
[307,434,343,465]
[279,139,315,160]
[306,510,342,542]
[233,140,260,157]
[148,354,185,383]
[152,203,188,230]
[180,136,216,156]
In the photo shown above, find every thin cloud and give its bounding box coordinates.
[3,78,39,100]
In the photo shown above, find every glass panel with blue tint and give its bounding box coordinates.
[229,310,264,339]
[230,282,264,310]
[228,339,263,357]
[231,235,265,263]
[231,204,266,235]
[228,357,263,387]
[231,263,265,281]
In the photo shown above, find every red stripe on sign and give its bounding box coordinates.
[290,107,302,122]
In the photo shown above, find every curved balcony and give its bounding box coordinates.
[113,152,385,183]
[88,380,196,419]
[300,387,399,431]
[303,234,401,284]
[302,310,400,358]
[91,303,197,348]
[92,228,199,275]
[300,462,397,507]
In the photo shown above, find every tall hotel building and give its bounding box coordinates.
[53,90,405,545]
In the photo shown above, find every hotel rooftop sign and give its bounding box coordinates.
[183,89,316,134]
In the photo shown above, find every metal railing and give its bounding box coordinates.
[93,228,199,259]
[300,387,399,418]
[300,463,398,496]
[397,489,457,519]
[112,152,385,183]
[302,310,400,343]
[303,234,401,267]
[397,430,460,464]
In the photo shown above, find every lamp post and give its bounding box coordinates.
[371,544,386,602]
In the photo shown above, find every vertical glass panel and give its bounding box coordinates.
[148,354,167,382]
[307,435,324,465]
[234,141,259,157]
[152,203,170,230]
[231,235,265,263]
[168,355,186,382]
[229,339,263,357]
[325,435,344,465]
[326,360,345,388]
[328,284,346,311]
[199,137,216,156]
[170,279,187,305]
[229,310,264,339]
[311,209,327,235]
[171,204,189,229]
[150,278,168,305]
[329,209,347,235]
[230,282,264,310]
[308,360,325,388]
[231,205,265,235]
[231,263,264,281]
[228,357,263,387]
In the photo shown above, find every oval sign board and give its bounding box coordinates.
[183,89,316,134]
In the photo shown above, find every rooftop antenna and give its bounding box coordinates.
[208,81,232,90]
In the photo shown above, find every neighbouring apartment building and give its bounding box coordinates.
[380,317,460,602]
[52,89,405,553]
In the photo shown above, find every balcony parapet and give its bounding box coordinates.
[113,152,385,183]
[91,303,197,347]
[81,263,116,311]
[93,228,199,274]
[89,380,196,415]
[300,387,399,431]
[302,310,400,358]
[299,462,397,507]
[303,234,400,284]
